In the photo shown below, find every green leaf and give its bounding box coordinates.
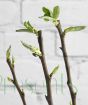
[50,65,59,77]
[24,21,33,32]
[40,6,60,25]
[7,77,13,83]
[24,21,31,28]
[44,18,49,21]
[12,56,15,68]
[6,46,11,60]
[16,21,38,35]
[64,26,86,33]
[26,21,33,29]
[52,6,60,19]
[42,7,51,17]
[21,41,42,57]
[16,29,30,32]
[24,21,38,34]
[39,16,56,22]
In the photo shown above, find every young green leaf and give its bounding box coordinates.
[52,6,60,19]
[16,21,38,35]
[24,21,33,29]
[16,29,30,32]
[24,21,38,34]
[39,16,55,21]
[40,6,60,25]
[6,46,15,70]
[64,26,86,33]
[7,77,13,83]
[6,45,11,60]
[44,18,49,21]
[12,56,15,68]
[24,21,34,33]
[50,65,59,77]
[42,7,51,17]
[21,41,42,57]
[26,21,33,29]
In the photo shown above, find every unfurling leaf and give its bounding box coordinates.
[39,16,55,22]
[50,65,59,77]
[42,7,51,17]
[24,21,33,32]
[16,29,30,32]
[64,26,86,33]
[21,41,42,57]
[7,77,13,83]
[16,21,38,35]
[12,56,15,68]
[52,6,60,19]
[24,21,33,29]
[6,46,15,69]
[40,6,60,24]
[6,45,11,60]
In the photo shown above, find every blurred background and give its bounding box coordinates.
[0,0,88,105]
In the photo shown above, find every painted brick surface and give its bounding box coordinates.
[0,33,5,58]
[0,0,88,105]
[0,1,19,25]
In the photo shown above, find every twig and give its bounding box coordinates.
[56,20,77,105]
[37,31,53,105]
[7,57,27,105]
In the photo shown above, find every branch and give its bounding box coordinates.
[37,31,53,105]
[56,20,77,105]
[6,48,27,105]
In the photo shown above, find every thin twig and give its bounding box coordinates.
[37,31,53,105]
[7,58,27,105]
[56,20,77,105]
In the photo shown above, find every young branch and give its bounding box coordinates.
[37,31,53,105]
[56,20,77,105]
[6,57,27,105]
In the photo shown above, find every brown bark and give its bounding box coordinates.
[38,31,53,105]
[7,59,27,105]
[56,20,77,105]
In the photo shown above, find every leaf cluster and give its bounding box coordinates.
[40,6,60,25]
[6,46,15,70]
[21,41,42,57]
[16,21,38,35]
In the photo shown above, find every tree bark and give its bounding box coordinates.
[38,31,53,105]
[7,59,27,105]
[56,20,77,105]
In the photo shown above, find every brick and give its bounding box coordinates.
[4,32,38,59]
[22,0,62,26]
[0,91,21,105]
[0,0,88,104]
[0,56,66,84]
[22,1,44,26]
[0,33,5,58]
[0,59,87,105]
[0,1,19,25]
[22,1,88,26]
[56,31,88,56]
[60,2,88,25]
[4,30,57,59]
[76,62,88,86]
[42,30,57,57]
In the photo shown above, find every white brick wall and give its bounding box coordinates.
[0,0,88,105]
